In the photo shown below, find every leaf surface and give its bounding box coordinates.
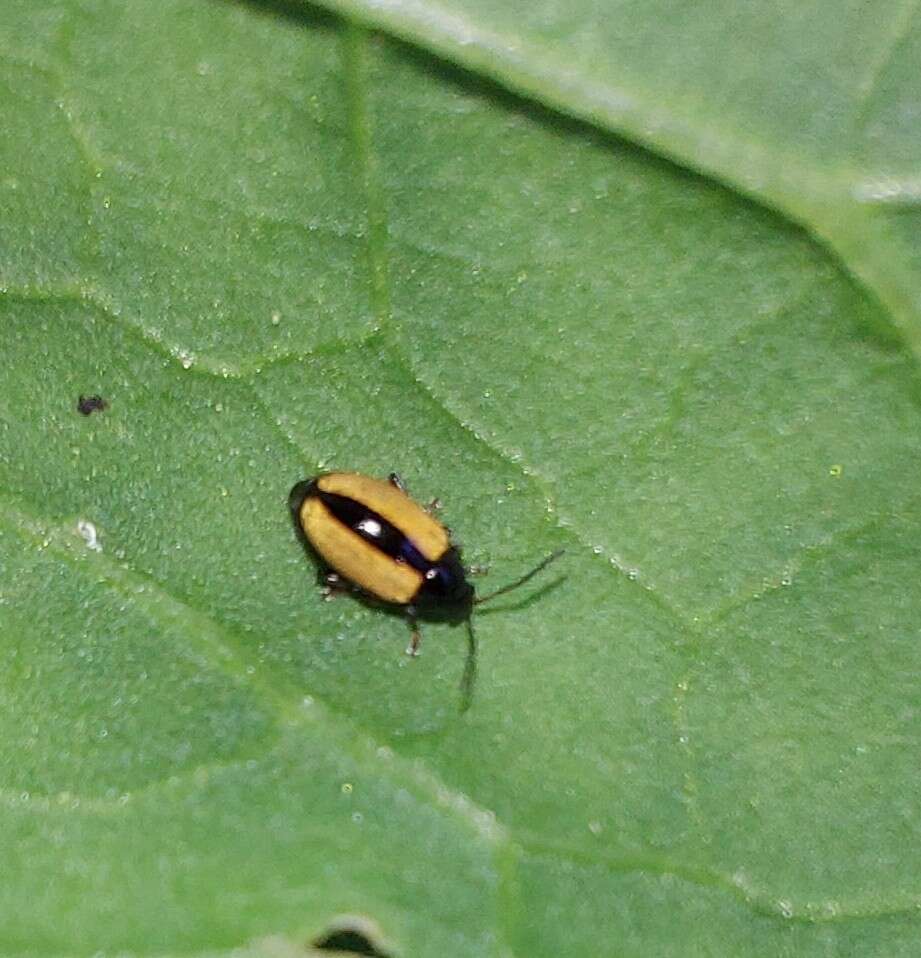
[1,1,920,955]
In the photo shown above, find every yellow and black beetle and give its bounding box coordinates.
[289,471,563,657]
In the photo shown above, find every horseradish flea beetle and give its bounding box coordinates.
[289,471,563,656]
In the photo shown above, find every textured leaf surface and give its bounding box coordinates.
[1,1,920,955]
[312,0,921,359]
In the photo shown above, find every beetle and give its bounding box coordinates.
[288,471,563,661]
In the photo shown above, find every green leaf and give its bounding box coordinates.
[1,1,920,955]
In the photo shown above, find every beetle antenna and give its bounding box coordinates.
[474,549,565,606]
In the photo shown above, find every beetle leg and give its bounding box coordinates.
[317,567,347,600]
[460,616,478,713]
[405,605,422,656]
[427,497,442,512]
[388,472,406,491]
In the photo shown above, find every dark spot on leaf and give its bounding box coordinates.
[77,394,108,416]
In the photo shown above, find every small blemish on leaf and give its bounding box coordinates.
[77,394,108,416]
[77,519,102,552]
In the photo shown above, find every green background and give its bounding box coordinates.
[2,0,920,954]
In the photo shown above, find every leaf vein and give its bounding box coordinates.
[0,493,507,851]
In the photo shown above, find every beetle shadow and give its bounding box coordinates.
[474,574,567,616]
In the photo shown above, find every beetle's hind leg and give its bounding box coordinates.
[405,605,422,656]
[316,566,349,601]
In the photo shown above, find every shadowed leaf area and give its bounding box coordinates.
[1,0,920,955]
[314,924,391,955]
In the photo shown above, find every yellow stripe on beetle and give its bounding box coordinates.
[301,494,423,604]
[315,472,449,561]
